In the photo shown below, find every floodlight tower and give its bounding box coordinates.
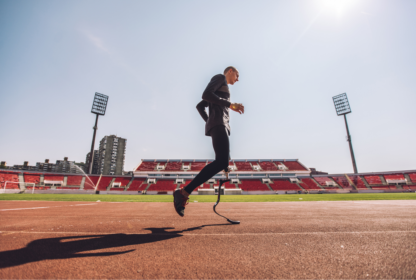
[332,93,358,174]
[88,92,109,174]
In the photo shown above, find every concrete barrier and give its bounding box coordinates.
[198,189,215,195]
[0,189,21,194]
[224,189,242,195]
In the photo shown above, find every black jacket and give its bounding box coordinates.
[196,74,231,136]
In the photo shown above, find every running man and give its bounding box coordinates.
[173,66,244,216]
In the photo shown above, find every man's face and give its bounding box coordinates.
[227,69,239,85]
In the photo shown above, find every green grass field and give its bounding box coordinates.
[0,193,415,202]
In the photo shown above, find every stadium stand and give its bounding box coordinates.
[181,162,192,170]
[364,175,382,185]
[408,173,416,183]
[384,174,405,180]
[282,161,307,171]
[113,177,132,187]
[239,179,270,191]
[22,173,43,190]
[0,171,20,189]
[234,161,253,171]
[83,176,100,190]
[259,161,278,171]
[299,178,321,190]
[24,173,41,185]
[247,161,262,170]
[108,177,131,191]
[331,176,352,189]
[136,161,158,171]
[196,183,211,190]
[189,161,206,171]
[213,181,236,189]
[269,180,301,191]
[403,185,416,190]
[157,162,166,168]
[67,175,83,186]
[347,175,367,189]
[44,174,64,182]
[147,180,177,191]
[165,161,182,171]
[95,177,113,191]
[313,177,333,186]
[126,178,146,191]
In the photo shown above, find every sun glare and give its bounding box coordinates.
[319,0,358,16]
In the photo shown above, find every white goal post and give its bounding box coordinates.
[1,181,36,194]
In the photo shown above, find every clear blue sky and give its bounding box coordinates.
[0,0,415,174]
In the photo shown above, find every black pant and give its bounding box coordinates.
[184,125,229,194]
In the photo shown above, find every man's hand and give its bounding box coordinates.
[230,103,244,114]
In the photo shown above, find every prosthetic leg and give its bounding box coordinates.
[213,170,240,224]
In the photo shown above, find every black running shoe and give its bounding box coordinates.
[173,189,189,217]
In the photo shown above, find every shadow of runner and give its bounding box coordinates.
[0,223,230,269]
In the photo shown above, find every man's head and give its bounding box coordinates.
[224,66,239,85]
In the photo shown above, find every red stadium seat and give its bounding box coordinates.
[313,177,334,187]
[299,178,321,190]
[347,175,367,189]
[364,175,382,185]
[331,176,352,189]
[83,176,100,190]
[127,179,146,191]
[113,177,132,187]
[180,162,207,171]
[408,173,416,183]
[259,161,278,171]
[67,175,83,186]
[269,180,301,191]
[384,174,405,181]
[94,177,113,191]
[282,161,307,171]
[0,171,20,189]
[23,173,41,185]
[165,162,182,171]
[213,181,237,189]
[147,180,177,191]
[239,180,270,191]
[136,161,158,171]
[43,174,64,181]
[234,161,253,171]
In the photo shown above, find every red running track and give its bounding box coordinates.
[0,200,415,279]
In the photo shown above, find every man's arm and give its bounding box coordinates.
[196,100,209,122]
[201,75,231,108]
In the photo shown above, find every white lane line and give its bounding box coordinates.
[0,207,51,211]
[0,204,97,211]
[74,203,98,206]
[1,230,415,235]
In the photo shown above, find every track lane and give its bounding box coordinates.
[0,200,415,279]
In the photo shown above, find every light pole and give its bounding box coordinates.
[332,93,358,174]
[88,92,109,174]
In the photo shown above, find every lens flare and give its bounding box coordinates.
[319,0,358,16]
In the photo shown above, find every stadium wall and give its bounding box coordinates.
[1,167,415,194]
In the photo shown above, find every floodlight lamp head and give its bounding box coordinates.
[332,93,351,116]
[91,92,109,116]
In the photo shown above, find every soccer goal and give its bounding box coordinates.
[1,181,35,194]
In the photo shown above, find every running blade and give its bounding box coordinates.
[227,219,240,224]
